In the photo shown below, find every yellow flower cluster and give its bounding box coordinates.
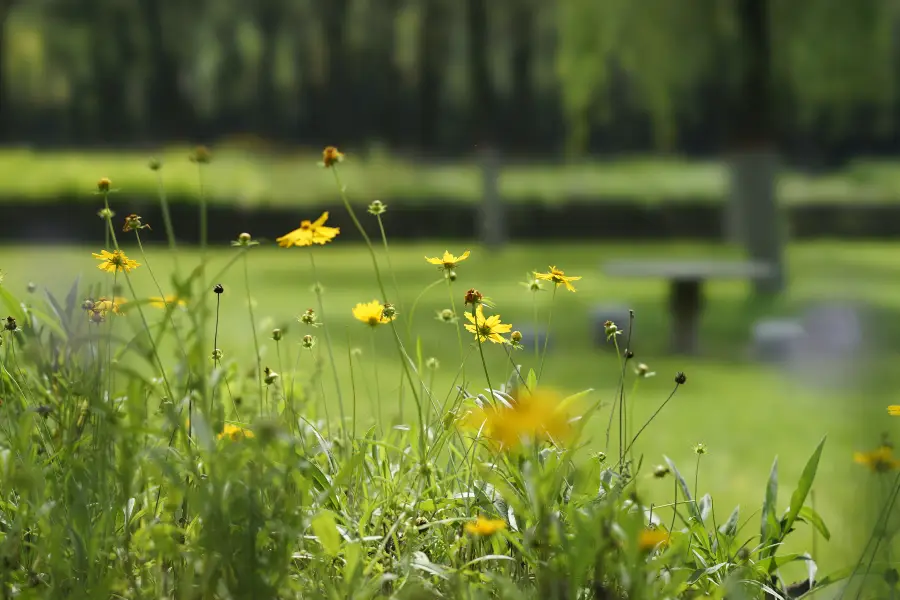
[463,387,573,450]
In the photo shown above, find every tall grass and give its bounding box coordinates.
[0,147,894,599]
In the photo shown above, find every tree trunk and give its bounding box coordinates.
[418,0,449,150]
[508,0,535,152]
[0,0,15,142]
[727,0,785,295]
[465,0,495,145]
[140,0,193,140]
[256,0,280,138]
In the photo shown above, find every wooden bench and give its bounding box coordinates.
[602,259,773,355]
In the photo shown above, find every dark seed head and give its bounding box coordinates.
[675,372,687,385]
[213,284,224,294]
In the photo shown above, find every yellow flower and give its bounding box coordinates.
[464,387,573,450]
[217,423,254,441]
[463,305,511,344]
[638,528,670,551]
[352,300,395,327]
[464,516,506,537]
[535,266,582,292]
[276,212,340,248]
[425,250,470,271]
[94,296,127,315]
[322,146,344,168]
[92,249,140,273]
[149,295,187,309]
[889,405,900,416]
[854,446,900,473]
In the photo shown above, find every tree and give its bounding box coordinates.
[0,0,15,141]
[557,0,899,294]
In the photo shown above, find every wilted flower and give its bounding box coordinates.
[464,288,483,306]
[123,214,151,232]
[299,308,321,327]
[321,146,344,168]
[264,367,279,385]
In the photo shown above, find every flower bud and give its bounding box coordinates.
[148,157,162,171]
[26,282,36,294]
[239,232,251,243]
[381,303,397,320]
[367,199,387,215]
[271,328,282,341]
[511,331,523,344]
[301,334,316,349]
[213,284,224,294]
[97,177,111,192]
[264,367,279,385]
[675,372,687,385]
[211,348,223,361]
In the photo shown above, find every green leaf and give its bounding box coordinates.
[698,494,712,523]
[797,506,831,541]
[343,542,362,585]
[526,368,537,391]
[664,455,701,522]
[760,456,778,543]
[719,505,740,538]
[781,437,826,542]
[0,287,26,323]
[311,510,342,557]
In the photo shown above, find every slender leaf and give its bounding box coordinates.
[797,506,831,541]
[781,437,826,541]
[664,455,701,522]
[761,456,779,543]
[698,493,712,523]
[720,505,740,538]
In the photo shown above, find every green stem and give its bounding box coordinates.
[376,214,403,314]
[532,291,540,364]
[243,253,264,414]
[472,305,496,403]
[538,286,558,382]
[309,251,346,437]
[370,330,382,432]
[448,279,467,384]
[154,169,179,263]
[331,165,427,451]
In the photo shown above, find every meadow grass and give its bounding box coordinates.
[2,239,897,587]
[3,145,900,205]
[0,147,897,597]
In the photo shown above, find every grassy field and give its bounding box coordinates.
[2,239,896,577]
[4,145,900,206]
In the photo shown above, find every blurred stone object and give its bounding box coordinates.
[750,318,806,363]
[478,147,506,250]
[788,301,869,390]
[589,304,632,348]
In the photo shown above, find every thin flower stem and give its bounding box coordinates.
[154,169,178,262]
[619,384,681,463]
[331,166,426,447]
[350,331,360,439]
[447,279,467,384]
[313,346,332,440]
[276,338,286,420]
[694,453,702,509]
[376,214,403,314]
[243,253,264,414]
[532,292,539,364]
[134,231,190,363]
[538,286,558,382]
[309,252,346,437]
[472,305,496,403]
[370,330,382,432]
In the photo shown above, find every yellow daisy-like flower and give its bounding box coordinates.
[352,300,395,327]
[149,295,187,309]
[276,212,340,248]
[463,305,511,344]
[638,528,670,551]
[464,516,506,537]
[217,423,254,441]
[425,250,471,271]
[92,249,140,273]
[854,446,900,473]
[94,296,127,315]
[535,266,582,292]
[463,387,573,450]
[889,405,900,416]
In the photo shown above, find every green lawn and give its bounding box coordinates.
[1,240,896,577]
[4,145,900,205]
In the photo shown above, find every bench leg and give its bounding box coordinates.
[669,279,703,355]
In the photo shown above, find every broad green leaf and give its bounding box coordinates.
[664,455,701,522]
[344,542,362,585]
[760,456,778,544]
[311,510,342,557]
[797,506,831,541]
[557,388,593,414]
[781,437,826,542]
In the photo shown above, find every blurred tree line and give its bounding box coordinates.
[0,0,896,162]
